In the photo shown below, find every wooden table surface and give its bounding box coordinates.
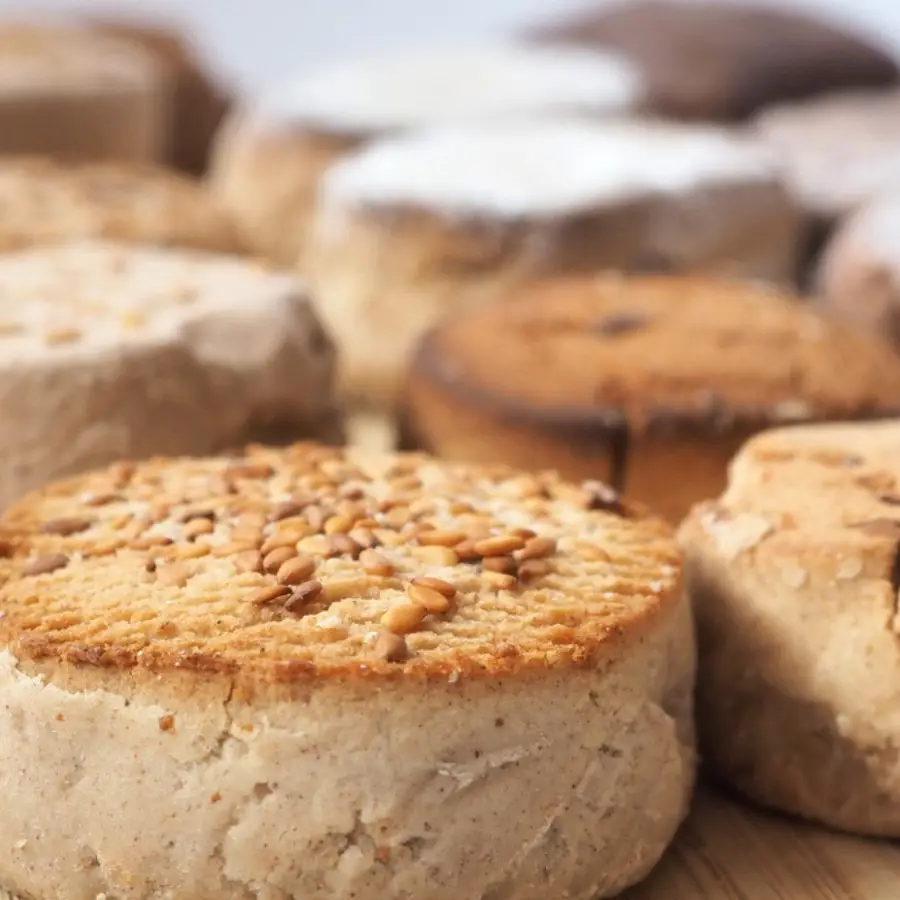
[626,787,900,900]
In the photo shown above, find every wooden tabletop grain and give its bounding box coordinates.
[626,788,900,900]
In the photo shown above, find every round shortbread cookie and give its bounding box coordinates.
[0,157,244,254]
[0,21,168,163]
[754,89,900,222]
[401,273,900,523]
[816,193,900,351]
[308,118,801,410]
[208,43,644,265]
[679,420,900,836]
[0,240,337,508]
[0,443,694,900]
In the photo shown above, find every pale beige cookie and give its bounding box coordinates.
[402,273,900,523]
[679,420,900,836]
[0,443,694,900]
[208,43,644,265]
[816,193,900,350]
[0,21,168,163]
[754,89,900,222]
[308,118,801,411]
[0,156,244,254]
[0,240,337,508]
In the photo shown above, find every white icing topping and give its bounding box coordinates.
[262,44,642,132]
[755,91,900,216]
[323,119,779,218]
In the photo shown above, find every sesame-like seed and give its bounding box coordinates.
[82,492,123,507]
[263,546,297,574]
[172,542,211,560]
[327,534,362,558]
[408,583,450,614]
[324,514,353,535]
[473,535,526,557]
[418,529,465,548]
[284,580,323,612]
[517,559,551,581]
[384,506,411,529]
[180,509,216,523]
[359,549,395,577]
[131,534,174,550]
[259,531,305,556]
[373,630,408,662]
[411,545,459,567]
[39,517,93,537]
[381,602,426,634]
[482,571,517,590]
[482,555,515,574]
[322,577,370,603]
[348,527,377,549]
[250,584,292,606]
[183,517,214,541]
[306,507,326,532]
[516,537,557,561]
[156,562,191,588]
[512,528,538,540]
[231,527,264,548]
[233,550,263,574]
[44,326,82,345]
[22,553,69,576]
[270,499,309,521]
[297,534,332,557]
[276,555,316,585]
[410,575,457,598]
[454,540,481,561]
[225,462,274,480]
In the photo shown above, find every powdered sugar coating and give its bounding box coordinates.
[322,119,780,218]
[262,43,643,133]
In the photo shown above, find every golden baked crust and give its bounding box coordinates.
[0,443,680,684]
[408,273,900,436]
[0,157,243,254]
[679,420,900,835]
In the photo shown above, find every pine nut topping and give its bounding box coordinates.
[516,537,557,561]
[418,529,466,547]
[250,584,293,606]
[381,603,427,634]
[234,551,263,574]
[374,630,408,662]
[410,576,456,598]
[262,547,297,574]
[285,580,323,612]
[518,559,551,581]
[482,555,515,574]
[22,553,69,576]
[156,562,191,588]
[359,549,395,577]
[276,555,316,585]
[473,535,526,557]
[408,583,450,614]
[39,517,92,536]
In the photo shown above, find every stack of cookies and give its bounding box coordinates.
[2,4,900,899]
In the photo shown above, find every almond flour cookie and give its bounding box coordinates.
[817,193,900,350]
[0,240,337,508]
[0,22,167,163]
[208,43,644,265]
[85,16,232,175]
[526,2,899,121]
[0,442,695,900]
[0,157,243,254]
[308,118,800,410]
[401,273,900,523]
[679,420,900,836]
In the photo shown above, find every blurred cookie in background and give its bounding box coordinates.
[525,1,899,121]
[209,43,645,265]
[817,193,900,352]
[0,157,244,255]
[0,240,338,508]
[754,90,900,282]
[306,118,801,412]
[401,273,900,523]
[85,15,233,175]
[0,21,167,163]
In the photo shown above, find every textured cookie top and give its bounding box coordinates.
[0,22,160,90]
[322,118,777,218]
[412,273,900,434]
[681,420,900,597]
[0,239,324,357]
[261,43,641,133]
[0,157,242,254]
[754,90,900,217]
[0,443,680,682]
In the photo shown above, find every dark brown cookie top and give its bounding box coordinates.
[526,2,898,120]
[409,273,900,437]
